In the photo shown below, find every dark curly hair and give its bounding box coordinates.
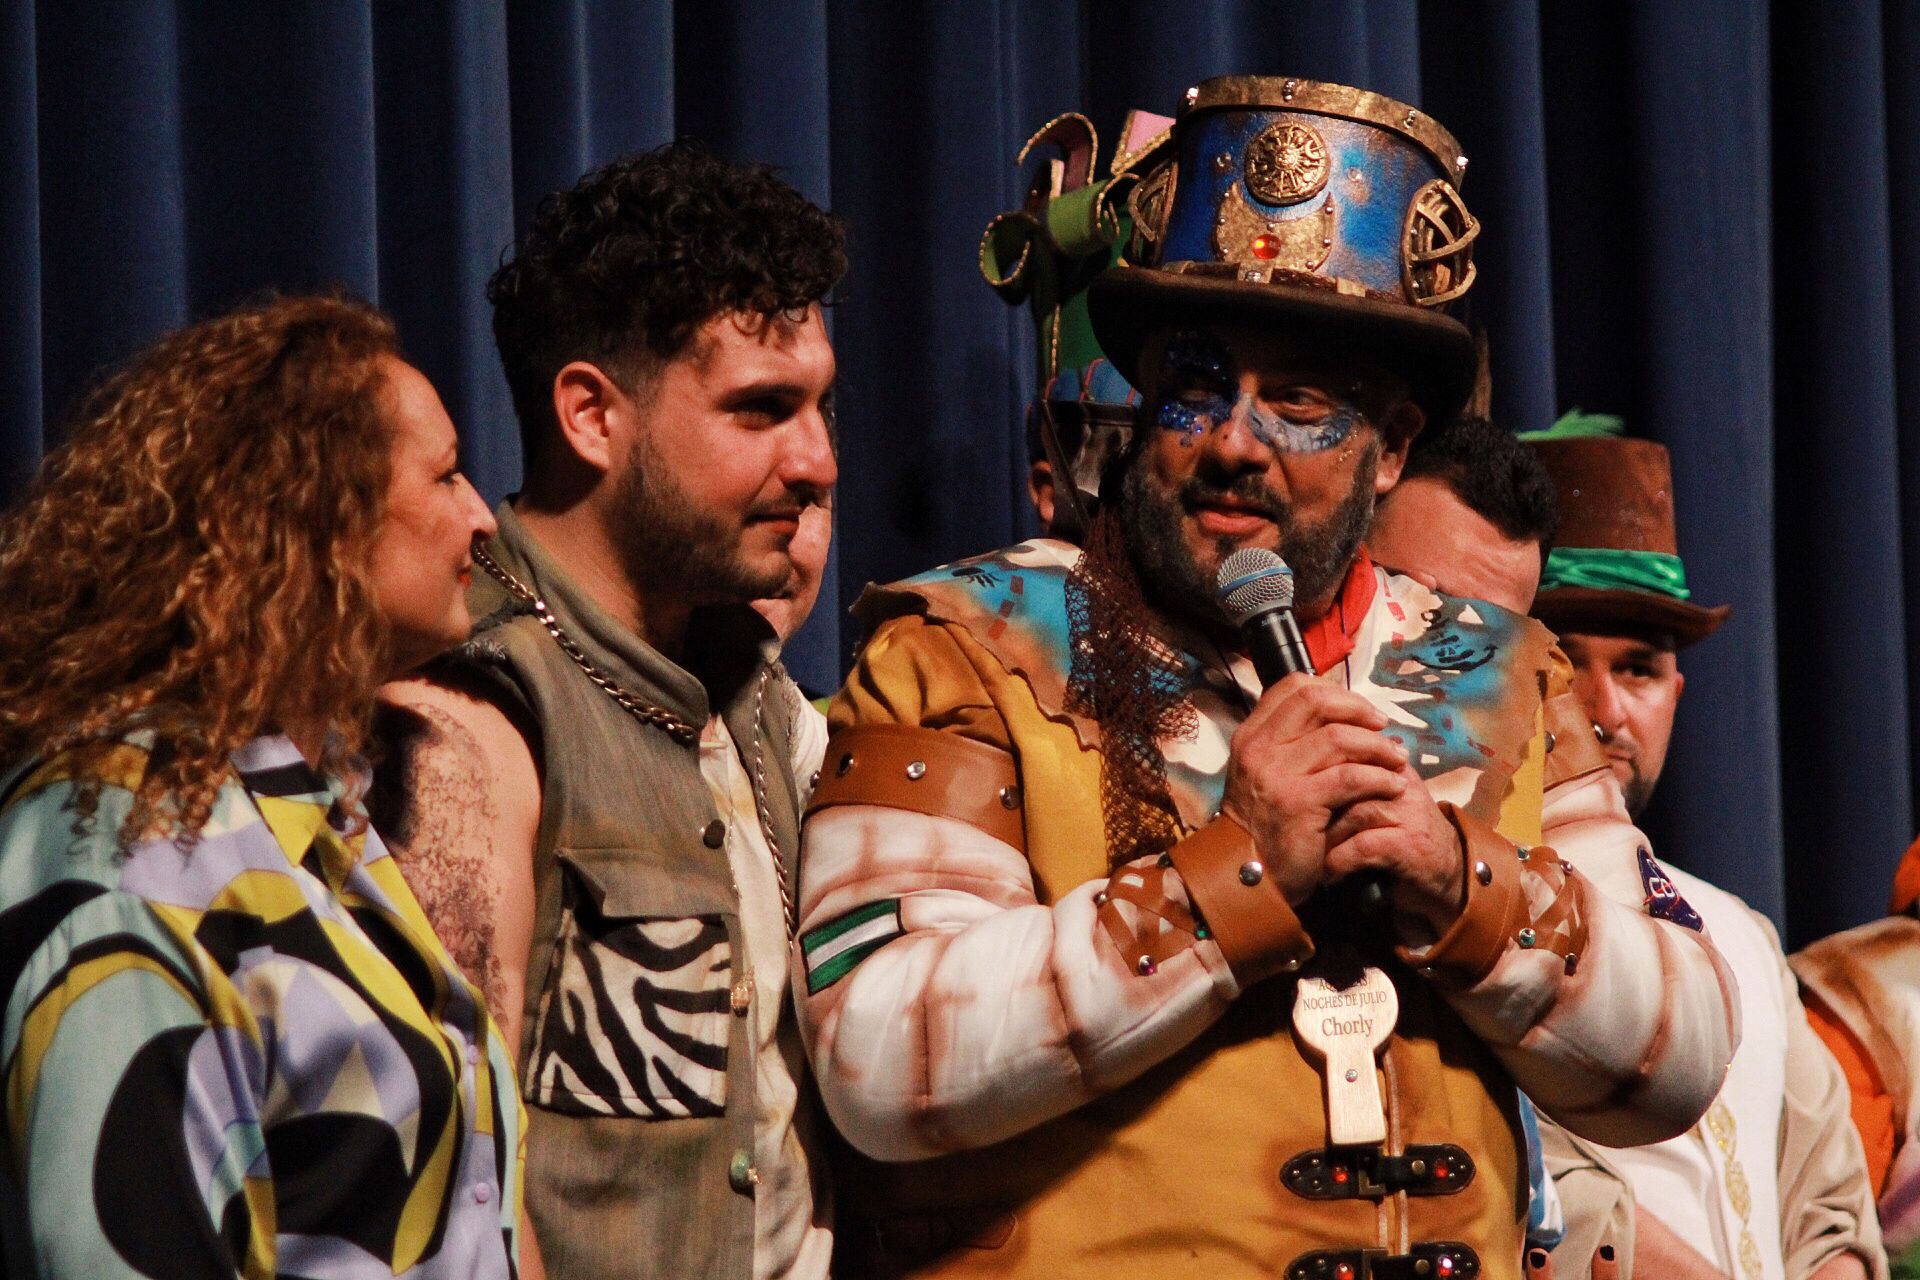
[1401,414,1559,551]
[488,141,849,469]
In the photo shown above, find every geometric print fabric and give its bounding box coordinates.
[0,733,523,1278]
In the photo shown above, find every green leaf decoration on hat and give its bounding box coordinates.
[1516,408,1626,442]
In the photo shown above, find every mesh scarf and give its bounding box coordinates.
[1065,509,1198,866]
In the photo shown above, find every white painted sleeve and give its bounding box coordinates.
[1446,766,1739,1146]
[793,803,1238,1162]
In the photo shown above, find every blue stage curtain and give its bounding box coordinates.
[3,1,1912,946]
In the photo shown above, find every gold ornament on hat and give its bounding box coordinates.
[1244,121,1331,206]
[1212,184,1336,277]
[1401,178,1479,306]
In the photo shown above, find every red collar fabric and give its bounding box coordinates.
[1300,549,1378,675]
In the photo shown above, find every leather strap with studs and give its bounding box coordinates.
[1166,814,1315,984]
[1542,690,1609,789]
[805,724,1026,853]
[1280,1144,1475,1200]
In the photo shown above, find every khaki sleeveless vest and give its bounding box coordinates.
[444,504,802,1280]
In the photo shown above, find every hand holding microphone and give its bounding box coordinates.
[1213,550,1464,930]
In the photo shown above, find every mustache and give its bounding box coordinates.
[1177,472,1289,524]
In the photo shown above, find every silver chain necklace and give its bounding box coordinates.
[472,544,797,936]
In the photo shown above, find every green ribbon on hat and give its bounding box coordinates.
[1539,547,1692,600]
[1517,408,1625,442]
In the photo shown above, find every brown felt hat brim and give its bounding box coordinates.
[1532,586,1732,648]
[1088,266,1478,425]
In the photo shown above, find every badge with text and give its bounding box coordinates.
[1292,965,1399,1146]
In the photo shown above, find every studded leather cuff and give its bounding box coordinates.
[1166,814,1315,986]
[806,724,1026,852]
[1397,803,1527,988]
[1542,691,1609,790]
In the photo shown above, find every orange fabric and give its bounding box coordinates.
[1805,998,1898,1198]
[1889,831,1920,915]
[1300,548,1377,674]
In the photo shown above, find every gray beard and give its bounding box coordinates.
[1116,441,1380,626]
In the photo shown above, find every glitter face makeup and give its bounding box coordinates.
[1153,330,1361,454]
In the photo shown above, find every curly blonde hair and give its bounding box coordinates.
[0,293,404,841]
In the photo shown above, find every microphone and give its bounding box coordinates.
[1215,547,1390,918]
[1215,547,1312,685]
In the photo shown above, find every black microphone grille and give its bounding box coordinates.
[1215,547,1295,625]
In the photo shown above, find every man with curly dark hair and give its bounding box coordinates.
[376,143,845,1280]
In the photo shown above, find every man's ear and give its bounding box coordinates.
[1373,401,1425,494]
[550,361,626,475]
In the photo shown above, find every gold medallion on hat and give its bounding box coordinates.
[1244,121,1331,206]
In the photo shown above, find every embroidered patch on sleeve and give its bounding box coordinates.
[802,899,905,994]
[1637,846,1704,931]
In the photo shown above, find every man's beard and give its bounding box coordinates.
[1116,440,1380,626]
[608,437,796,607]
[1621,759,1657,820]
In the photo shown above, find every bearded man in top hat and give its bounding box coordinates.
[1524,414,1881,1280]
[792,78,1737,1279]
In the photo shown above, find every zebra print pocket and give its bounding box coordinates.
[526,862,733,1118]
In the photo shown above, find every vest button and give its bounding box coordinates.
[729,1150,759,1193]
[702,819,727,848]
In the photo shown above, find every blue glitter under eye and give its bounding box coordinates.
[1156,396,1231,444]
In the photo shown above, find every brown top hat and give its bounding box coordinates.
[1528,430,1731,646]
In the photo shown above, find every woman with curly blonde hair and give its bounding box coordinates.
[0,294,522,1279]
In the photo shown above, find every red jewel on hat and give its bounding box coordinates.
[1437,1255,1455,1276]
[1433,1158,1450,1178]
[1250,233,1281,260]
[1335,1265,1355,1280]
[1332,1165,1349,1183]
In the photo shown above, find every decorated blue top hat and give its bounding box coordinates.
[1088,76,1480,422]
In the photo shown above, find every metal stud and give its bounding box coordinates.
[1184,85,1199,105]
[1093,891,1109,907]
[999,785,1021,809]
[1344,1068,1359,1082]
[1564,952,1579,975]
[1404,109,1418,127]
[1592,720,1607,743]
[905,760,927,780]
[1410,1158,1427,1176]
[1544,731,1557,753]
[1518,927,1537,948]
[1137,955,1157,976]
[1214,151,1234,174]
[1283,78,1298,100]
[1239,860,1265,886]
[1474,860,1492,886]
[836,752,855,777]
[1516,846,1530,861]
[1457,154,1469,171]
[1157,852,1173,868]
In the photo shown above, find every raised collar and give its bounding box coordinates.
[1299,548,1379,675]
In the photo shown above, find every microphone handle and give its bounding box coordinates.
[1241,607,1393,921]
[1243,606,1313,687]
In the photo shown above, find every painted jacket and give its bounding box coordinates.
[793,540,1738,1278]
[0,734,523,1279]
[1556,866,1882,1280]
